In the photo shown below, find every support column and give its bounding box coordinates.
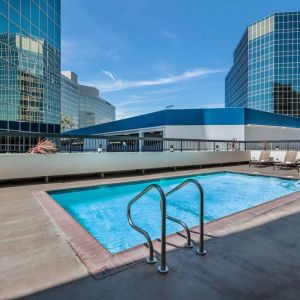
[139,132,144,152]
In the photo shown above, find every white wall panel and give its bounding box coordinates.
[0,151,250,181]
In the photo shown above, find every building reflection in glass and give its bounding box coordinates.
[0,0,61,133]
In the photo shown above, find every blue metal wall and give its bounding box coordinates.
[66,108,300,135]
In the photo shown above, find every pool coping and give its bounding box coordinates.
[32,170,300,280]
[46,169,300,195]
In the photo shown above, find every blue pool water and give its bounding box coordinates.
[49,172,300,253]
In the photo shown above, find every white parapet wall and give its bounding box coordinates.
[0,151,250,181]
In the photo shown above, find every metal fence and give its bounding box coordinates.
[1,131,300,154]
[244,140,300,151]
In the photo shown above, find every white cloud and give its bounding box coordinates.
[116,94,176,107]
[161,29,178,41]
[85,68,223,93]
[102,70,116,81]
[143,86,184,96]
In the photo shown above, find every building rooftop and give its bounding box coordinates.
[66,107,300,135]
[2,165,300,299]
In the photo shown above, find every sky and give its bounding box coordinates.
[61,0,300,119]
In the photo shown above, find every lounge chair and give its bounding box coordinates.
[249,151,273,167]
[273,151,298,170]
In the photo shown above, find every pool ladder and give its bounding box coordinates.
[126,179,206,274]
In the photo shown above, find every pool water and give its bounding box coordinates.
[49,172,300,253]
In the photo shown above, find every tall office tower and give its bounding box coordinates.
[225,12,300,117]
[79,84,115,128]
[61,70,116,131]
[0,0,61,133]
[61,71,79,131]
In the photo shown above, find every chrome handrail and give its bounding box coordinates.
[163,213,193,248]
[166,178,207,255]
[127,184,169,274]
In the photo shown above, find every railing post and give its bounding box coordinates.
[29,136,31,153]
[180,140,183,152]
[158,191,169,274]
[197,184,207,256]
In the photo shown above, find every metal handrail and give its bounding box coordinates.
[164,214,193,248]
[127,184,169,274]
[166,178,207,255]
[0,130,246,143]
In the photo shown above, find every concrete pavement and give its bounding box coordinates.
[1,165,300,299]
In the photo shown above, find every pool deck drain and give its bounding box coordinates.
[2,164,300,299]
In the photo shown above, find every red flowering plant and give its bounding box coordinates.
[28,139,57,155]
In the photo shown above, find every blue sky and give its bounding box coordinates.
[61,0,299,119]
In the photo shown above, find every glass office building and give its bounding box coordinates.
[61,71,79,131]
[79,84,115,128]
[0,0,61,133]
[225,12,300,117]
[61,70,116,131]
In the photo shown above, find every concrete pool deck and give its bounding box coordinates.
[1,165,300,299]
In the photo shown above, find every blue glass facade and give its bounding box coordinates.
[225,30,248,107]
[226,12,300,117]
[0,0,61,133]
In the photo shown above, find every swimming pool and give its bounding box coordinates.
[49,172,300,253]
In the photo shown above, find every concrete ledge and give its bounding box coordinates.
[0,151,250,181]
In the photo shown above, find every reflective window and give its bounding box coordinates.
[0,0,8,17]
[0,14,7,33]
[30,2,39,27]
[0,0,61,133]
[226,12,300,117]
